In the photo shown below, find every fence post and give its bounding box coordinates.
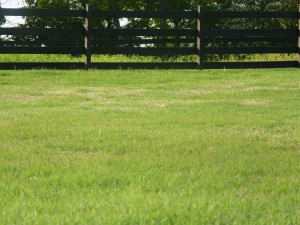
[85,4,92,69]
[197,5,205,69]
[298,6,300,68]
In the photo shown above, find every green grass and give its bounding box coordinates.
[218,53,298,62]
[0,69,300,225]
[0,53,296,63]
[0,54,194,62]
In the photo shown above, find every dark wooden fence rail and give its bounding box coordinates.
[0,5,299,69]
[202,9,300,69]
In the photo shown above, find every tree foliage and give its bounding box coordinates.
[23,0,83,28]
[0,7,6,27]
[16,0,299,43]
[21,0,299,27]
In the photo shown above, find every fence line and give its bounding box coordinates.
[0,5,299,69]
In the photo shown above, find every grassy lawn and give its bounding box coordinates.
[0,69,299,225]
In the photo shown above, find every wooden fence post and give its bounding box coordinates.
[197,5,205,69]
[85,4,92,69]
[298,6,300,68]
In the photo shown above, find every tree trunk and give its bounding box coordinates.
[159,0,167,47]
[159,0,167,29]
[108,0,124,47]
[108,0,121,29]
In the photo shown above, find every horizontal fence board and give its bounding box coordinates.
[204,11,299,19]
[0,8,85,17]
[204,29,298,37]
[92,29,197,36]
[92,47,196,55]
[2,8,298,19]
[205,37,297,44]
[203,61,298,69]
[0,39,195,47]
[93,38,196,45]
[0,47,85,54]
[205,47,298,54]
[0,28,85,36]
[92,10,197,19]
[91,62,197,69]
[0,40,84,47]
[0,62,85,70]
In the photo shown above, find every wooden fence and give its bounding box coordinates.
[0,5,299,69]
